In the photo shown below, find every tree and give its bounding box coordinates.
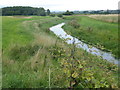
[47,9,50,15]
[63,10,74,15]
[37,8,46,16]
[2,6,47,16]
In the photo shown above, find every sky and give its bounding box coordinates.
[0,0,119,11]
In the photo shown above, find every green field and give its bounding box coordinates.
[2,16,118,88]
[63,15,118,58]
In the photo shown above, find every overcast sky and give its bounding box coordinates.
[0,0,119,11]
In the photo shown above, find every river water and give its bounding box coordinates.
[50,23,119,64]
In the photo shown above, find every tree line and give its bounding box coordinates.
[2,6,50,16]
[2,6,118,16]
[73,10,120,14]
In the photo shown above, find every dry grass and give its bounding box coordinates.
[88,14,118,23]
[31,21,56,47]
[33,33,56,47]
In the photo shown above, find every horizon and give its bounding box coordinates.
[0,0,119,11]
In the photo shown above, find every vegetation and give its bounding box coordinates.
[2,6,120,17]
[73,10,119,14]
[2,6,48,16]
[63,15,118,58]
[88,15,118,23]
[57,14,63,18]
[50,14,56,17]
[63,10,74,15]
[46,9,51,15]
[68,19,80,28]
[2,16,118,88]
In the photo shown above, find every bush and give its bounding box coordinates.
[69,20,80,28]
[62,17,66,19]
[57,14,63,18]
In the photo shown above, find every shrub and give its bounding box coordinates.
[50,14,55,17]
[69,20,80,28]
[57,14,63,18]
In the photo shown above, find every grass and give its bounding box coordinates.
[3,16,33,50]
[2,16,65,88]
[2,16,119,88]
[63,15,118,58]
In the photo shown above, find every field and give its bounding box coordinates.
[88,14,118,23]
[2,16,119,88]
[63,15,118,58]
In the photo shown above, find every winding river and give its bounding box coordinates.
[50,23,119,64]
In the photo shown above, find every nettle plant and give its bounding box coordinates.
[63,41,116,88]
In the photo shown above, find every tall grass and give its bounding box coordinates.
[2,16,65,88]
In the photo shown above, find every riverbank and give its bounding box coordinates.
[63,15,118,58]
[50,23,118,64]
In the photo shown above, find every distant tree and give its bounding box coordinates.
[106,9,110,14]
[2,6,47,16]
[63,10,74,15]
[47,9,50,15]
[83,11,89,14]
[37,8,46,16]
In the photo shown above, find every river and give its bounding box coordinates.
[50,23,119,64]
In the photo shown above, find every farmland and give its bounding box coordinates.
[2,15,119,88]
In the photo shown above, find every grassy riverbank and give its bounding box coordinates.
[2,16,118,88]
[63,15,118,58]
